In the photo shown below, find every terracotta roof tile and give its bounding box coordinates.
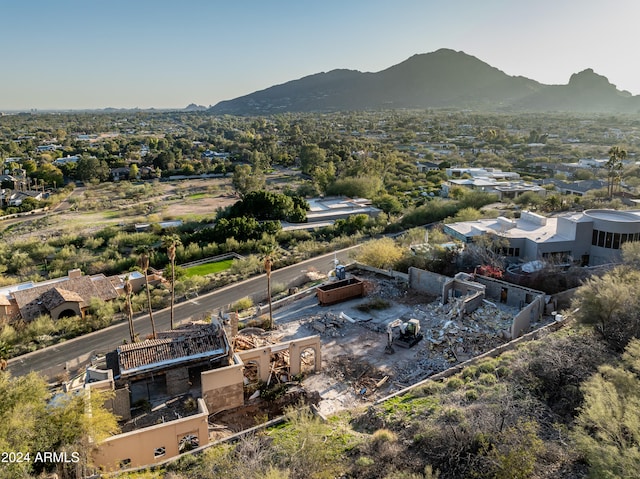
[11,274,118,321]
[117,324,228,376]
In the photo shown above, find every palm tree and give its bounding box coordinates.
[264,254,273,330]
[607,146,627,197]
[124,275,136,343]
[162,234,182,330]
[137,247,156,339]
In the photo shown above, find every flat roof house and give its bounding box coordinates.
[443,209,640,266]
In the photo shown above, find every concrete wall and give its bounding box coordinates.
[510,295,544,339]
[236,335,322,381]
[442,278,485,302]
[464,291,486,314]
[92,398,209,471]
[201,359,244,415]
[352,263,410,281]
[92,335,322,471]
[409,267,450,298]
[474,275,542,308]
[288,336,322,377]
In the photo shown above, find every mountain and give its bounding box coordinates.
[185,103,208,111]
[210,49,640,114]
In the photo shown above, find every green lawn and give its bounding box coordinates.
[184,258,234,277]
[188,193,207,200]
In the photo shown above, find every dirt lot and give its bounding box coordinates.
[231,270,553,417]
[2,178,239,241]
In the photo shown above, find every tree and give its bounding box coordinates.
[572,267,640,350]
[163,234,182,330]
[129,163,139,180]
[76,156,109,183]
[124,275,136,343]
[229,190,308,222]
[606,146,627,197]
[33,163,64,188]
[264,254,274,329]
[573,339,640,478]
[137,248,156,338]
[374,194,403,215]
[355,238,404,270]
[514,191,543,210]
[299,144,326,176]
[232,164,265,198]
[0,372,119,478]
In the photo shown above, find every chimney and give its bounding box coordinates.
[68,268,83,279]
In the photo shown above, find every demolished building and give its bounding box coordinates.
[81,322,321,471]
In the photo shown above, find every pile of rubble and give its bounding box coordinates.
[325,354,390,398]
[233,328,282,350]
[305,312,353,337]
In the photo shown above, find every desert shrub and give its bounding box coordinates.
[232,297,254,312]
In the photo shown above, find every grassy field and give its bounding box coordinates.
[184,258,234,277]
[188,193,207,200]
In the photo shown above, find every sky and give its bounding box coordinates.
[1,0,639,110]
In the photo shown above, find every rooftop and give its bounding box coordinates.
[117,322,229,377]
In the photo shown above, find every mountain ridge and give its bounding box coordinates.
[210,49,640,114]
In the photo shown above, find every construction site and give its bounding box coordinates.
[82,264,558,471]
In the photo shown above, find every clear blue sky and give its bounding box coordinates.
[2,0,639,110]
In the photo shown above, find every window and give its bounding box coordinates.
[613,233,621,249]
[154,447,166,458]
[605,232,613,248]
[119,459,131,469]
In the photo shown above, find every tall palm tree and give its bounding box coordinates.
[124,275,136,343]
[264,254,273,330]
[162,234,181,330]
[607,146,627,197]
[137,247,156,338]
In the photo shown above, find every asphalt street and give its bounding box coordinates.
[7,246,358,379]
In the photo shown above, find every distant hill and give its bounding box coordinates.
[210,49,640,114]
[185,103,208,111]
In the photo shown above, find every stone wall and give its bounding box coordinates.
[201,361,244,415]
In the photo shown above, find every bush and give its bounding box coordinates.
[372,428,398,443]
[232,297,254,312]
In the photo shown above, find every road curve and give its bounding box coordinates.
[7,246,359,379]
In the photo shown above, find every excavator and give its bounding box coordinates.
[385,318,423,354]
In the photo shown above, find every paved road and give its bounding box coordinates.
[7,246,359,379]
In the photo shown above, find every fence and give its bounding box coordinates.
[179,252,244,269]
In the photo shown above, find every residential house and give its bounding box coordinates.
[544,179,607,196]
[281,196,382,231]
[0,269,161,324]
[110,167,131,181]
[416,161,440,173]
[442,178,545,201]
[443,209,640,266]
[53,155,80,166]
[9,269,118,322]
[85,321,321,471]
